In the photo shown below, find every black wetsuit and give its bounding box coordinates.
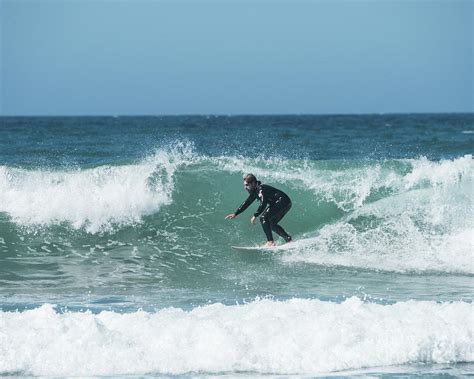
[235,181,292,242]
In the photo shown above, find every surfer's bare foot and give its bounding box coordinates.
[264,241,275,248]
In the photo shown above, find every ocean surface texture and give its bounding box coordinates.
[0,114,473,377]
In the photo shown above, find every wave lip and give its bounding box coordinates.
[0,143,195,233]
[1,297,472,376]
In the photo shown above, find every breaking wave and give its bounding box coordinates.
[0,297,471,376]
[0,145,472,273]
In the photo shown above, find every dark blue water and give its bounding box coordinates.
[1,114,472,168]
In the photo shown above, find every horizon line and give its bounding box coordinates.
[1,111,473,118]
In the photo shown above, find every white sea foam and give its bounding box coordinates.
[281,178,473,273]
[403,155,472,190]
[282,204,472,274]
[0,143,195,233]
[281,223,473,273]
[0,297,471,376]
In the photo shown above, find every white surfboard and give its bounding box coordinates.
[231,245,273,252]
[231,243,293,252]
[231,236,316,252]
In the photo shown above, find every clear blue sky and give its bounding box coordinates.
[1,0,472,115]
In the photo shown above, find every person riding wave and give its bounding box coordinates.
[226,174,292,247]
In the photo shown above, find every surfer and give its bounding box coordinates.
[225,174,292,247]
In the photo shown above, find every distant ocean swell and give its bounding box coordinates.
[0,297,471,376]
[0,144,472,274]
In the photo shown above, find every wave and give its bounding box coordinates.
[215,154,473,273]
[0,297,472,376]
[0,145,472,273]
[213,154,472,212]
[0,142,195,233]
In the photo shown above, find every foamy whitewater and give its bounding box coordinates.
[0,144,194,233]
[2,298,472,376]
[0,115,473,376]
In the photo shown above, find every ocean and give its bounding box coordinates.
[0,114,472,377]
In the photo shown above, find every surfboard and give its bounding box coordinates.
[231,243,293,252]
[231,237,314,252]
[231,245,273,252]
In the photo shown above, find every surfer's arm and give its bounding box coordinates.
[253,188,268,217]
[234,193,256,216]
[253,203,267,218]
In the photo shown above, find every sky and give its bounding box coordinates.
[1,0,473,115]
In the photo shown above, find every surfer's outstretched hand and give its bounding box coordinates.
[250,216,256,224]
[225,213,236,220]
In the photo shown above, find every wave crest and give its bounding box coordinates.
[0,142,195,233]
